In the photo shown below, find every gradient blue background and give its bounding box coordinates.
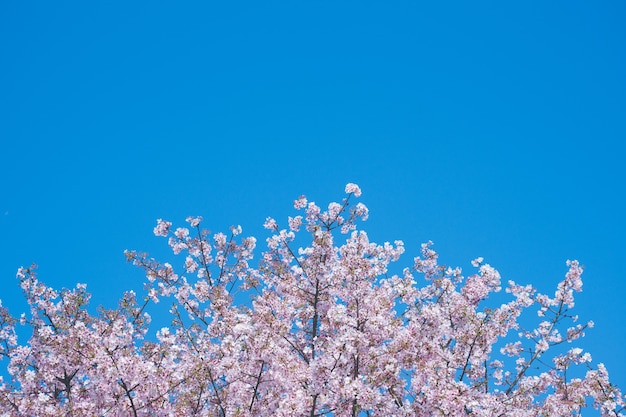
[2,1,625,393]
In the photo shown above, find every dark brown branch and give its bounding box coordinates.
[248,361,266,412]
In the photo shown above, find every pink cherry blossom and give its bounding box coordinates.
[185,216,203,227]
[153,218,172,236]
[345,182,362,197]
[294,195,308,209]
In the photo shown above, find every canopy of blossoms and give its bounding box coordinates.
[0,184,623,416]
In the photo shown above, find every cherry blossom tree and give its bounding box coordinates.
[1,184,624,416]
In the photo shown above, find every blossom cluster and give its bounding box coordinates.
[0,184,623,416]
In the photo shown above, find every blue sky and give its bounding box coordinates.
[1,0,625,392]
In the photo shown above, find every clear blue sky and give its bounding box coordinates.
[1,1,625,391]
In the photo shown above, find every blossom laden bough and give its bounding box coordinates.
[0,184,623,416]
